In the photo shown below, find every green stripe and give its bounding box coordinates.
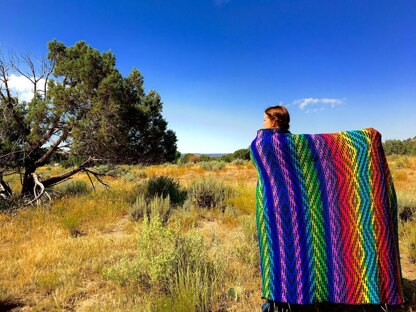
[294,135,327,301]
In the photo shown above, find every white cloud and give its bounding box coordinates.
[1,74,46,102]
[293,97,345,111]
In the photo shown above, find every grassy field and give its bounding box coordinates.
[0,156,415,311]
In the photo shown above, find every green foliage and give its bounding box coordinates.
[103,215,223,312]
[402,221,416,264]
[383,139,416,155]
[179,153,196,164]
[129,194,171,224]
[198,155,214,162]
[231,158,247,165]
[144,175,187,206]
[198,160,225,171]
[59,180,90,197]
[188,176,233,211]
[219,148,251,162]
[1,39,179,196]
[60,155,85,168]
[398,192,416,222]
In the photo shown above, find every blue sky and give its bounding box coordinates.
[1,0,415,153]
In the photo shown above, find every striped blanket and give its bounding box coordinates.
[249,127,406,305]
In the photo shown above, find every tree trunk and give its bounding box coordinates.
[21,161,36,197]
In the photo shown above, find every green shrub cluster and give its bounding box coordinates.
[197,160,226,171]
[145,175,187,206]
[383,139,416,155]
[188,176,233,211]
[58,180,90,197]
[398,192,416,222]
[129,194,171,224]
[102,215,223,311]
[230,158,247,165]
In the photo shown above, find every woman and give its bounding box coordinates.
[261,105,291,312]
[263,105,291,134]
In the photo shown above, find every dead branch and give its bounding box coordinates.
[0,172,12,199]
[41,157,109,190]
[25,172,51,206]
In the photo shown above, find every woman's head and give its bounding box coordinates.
[263,105,290,130]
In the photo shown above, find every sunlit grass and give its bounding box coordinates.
[0,158,415,311]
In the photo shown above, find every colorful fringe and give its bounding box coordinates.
[249,127,407,305]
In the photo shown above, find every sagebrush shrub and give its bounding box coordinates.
[102,214,223,311]
[198,160,225,171]
[59,180,90,196]
[145,175,187,206]
[188,176,233,211]
[129,194,171,224]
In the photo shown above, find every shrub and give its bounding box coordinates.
[103,215,223,311]
[231,158,247,165]
[198,160,225,171]
[402,221,416,264]
[129,194,171,224]
[59,180,90,197]
[396,156,411,169]
[398,192,416,222]
[188,176,233,211]
[137,170,147,178]
[121,172,136,182]
[145,175,187,206]
[94,164,128,177]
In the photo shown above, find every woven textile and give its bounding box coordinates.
[249,127,406,305]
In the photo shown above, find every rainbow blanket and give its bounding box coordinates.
[249,128,407,305]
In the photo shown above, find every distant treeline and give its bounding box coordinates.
[383,138,416,155]
[178,148,250,164]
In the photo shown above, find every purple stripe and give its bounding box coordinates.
[258,131,288,299]
[272,133,304,302]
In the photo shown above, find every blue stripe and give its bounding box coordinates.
[250,138,282,301]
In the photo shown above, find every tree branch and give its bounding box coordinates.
[35,128,69,166]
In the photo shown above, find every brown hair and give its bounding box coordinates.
[265,105,290,131]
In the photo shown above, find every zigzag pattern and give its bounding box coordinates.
[249,127,406,305]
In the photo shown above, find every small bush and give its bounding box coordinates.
[198,160,226,171]
[231,158,247,166]
[145,175,187,206]
[398,192,416,222]
[402,221,416,264]
[0,196,19,211]
[121,172,136,182]
[94,164,128,177]
[121,170,147,182]
[59,180,90,197]
[103,215,223,310]
[396,156,411,169]
[137,170,147,178]
[129,194,171,224]
[188,176,233,211]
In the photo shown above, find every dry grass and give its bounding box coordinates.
[0,159,415,311]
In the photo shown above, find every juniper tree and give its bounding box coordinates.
[0,39,178,200]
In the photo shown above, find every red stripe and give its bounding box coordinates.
[322,133,357,303]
